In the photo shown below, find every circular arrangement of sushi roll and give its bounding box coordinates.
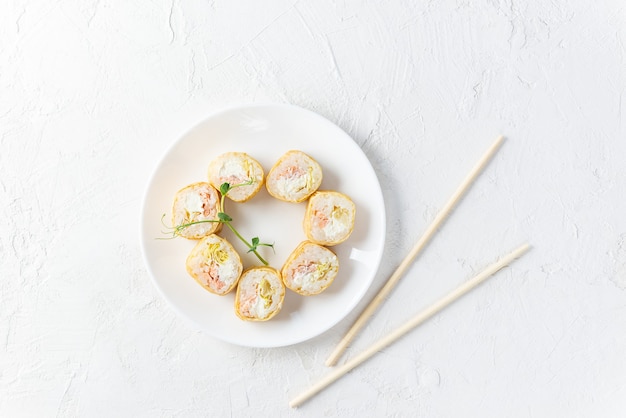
[235,267,285,321]
[265,150,322,203]
[172,182,221,239]
[303,191,356,246]
[208,152,264,202]
[281,241,339,296]
[170,150,357,321]
[186,234,243,295]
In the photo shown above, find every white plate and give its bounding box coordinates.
[140,104,386,347]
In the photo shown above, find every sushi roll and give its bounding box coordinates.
[265,150,322,203]
[207,152,264,202]
[281,241,339,296]
[185,234,243,295]
[303,191,356,246]
[235,267,285,321]
[172,182,221,239]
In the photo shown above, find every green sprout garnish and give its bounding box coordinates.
[248,237,274,254]
[161,180,274,266]
[217,212,232,222]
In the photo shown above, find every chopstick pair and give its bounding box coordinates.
[290,136,531,408]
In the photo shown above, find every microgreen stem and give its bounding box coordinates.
[162,179,273,266]
[224,221,269,265]
[159,215,222,239]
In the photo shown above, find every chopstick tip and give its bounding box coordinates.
[325,344,344,367]
[518,242,532,254]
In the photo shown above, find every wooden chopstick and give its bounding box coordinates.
[290,243,530,408]
[325,135,505,367]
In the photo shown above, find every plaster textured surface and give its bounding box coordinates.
[1,1,625,416]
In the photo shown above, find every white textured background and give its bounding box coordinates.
[1,0,625,417]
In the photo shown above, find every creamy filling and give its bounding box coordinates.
[218,159,249,183]
[290,258,334,291]
[183,191,205,217]
[276,173,308,197]
[321,206,350,240]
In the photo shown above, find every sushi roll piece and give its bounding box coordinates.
[172,182,221,239]
[281,241,339,296]
[303,191,356,246]
[207,152,264,202]
[235,267,285,321]
[185,234,243,295]
[265,150,322,203]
